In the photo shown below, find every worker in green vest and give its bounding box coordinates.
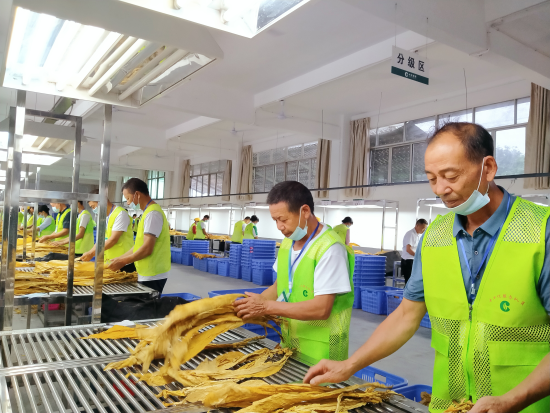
[81,191,136,272]
[17,208,24,228]
[234,181,354,363]
[49,201,95,255]
[194,215,210,240]
[332,217,353,245]
[231,216,251,243]
[32,205,55,236]
[243,215,259,239]
[303,123,550,412]
[38,202,72,243]
[108,178,170,293]
[187,218,200,240]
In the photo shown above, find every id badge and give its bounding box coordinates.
[277,290,290,302]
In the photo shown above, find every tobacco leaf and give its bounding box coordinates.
[444,400,475,412]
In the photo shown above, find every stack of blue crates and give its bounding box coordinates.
[170,247,182,264]
[229,244,243,279]
[252,259,276,286]
[207,258,219,274]
[272,270,277,284]
[242,240,276,283]
[352,255,386,308]
[182,240,209,266]
[385,289,431,328]
[198,258,208,272]
[217,259,230,276]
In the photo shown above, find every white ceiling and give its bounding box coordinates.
[0,0,549,179]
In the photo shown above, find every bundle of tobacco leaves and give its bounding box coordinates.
[84,294,282,386]
[444,400,475,412]
[420,392,432,406]
[158,381,398,412]
[190,252,218,259]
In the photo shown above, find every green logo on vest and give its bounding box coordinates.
[500,301,510,312]
[303,290,308,297]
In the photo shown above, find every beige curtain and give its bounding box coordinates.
[181,159,191,200]
[107,181,117,200]
[236,145,253,201]
[345,117,370,198]
[524,83,550,190]
[222,160,232,201]
[316,139,331,198]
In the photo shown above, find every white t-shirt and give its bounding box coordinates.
[200,221,207,230]
[110,210,130,232]
[273,223,351,296]
[79,211,91,229]
[242,222,247,234]
[401,228,421,260]
[138,210,168,282]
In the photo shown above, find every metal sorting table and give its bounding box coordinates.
[0,321,428,413]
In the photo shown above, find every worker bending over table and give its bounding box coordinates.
[108,178,170,293]
[333,217,353,245]
[48,201,94,256]
[38,202,71,244]
[304,122,550,413]
[243,215,259,239]
[193,215,210,240]
[231,216,251,243]
[234,181,354,363]
[80,190,135,272]
[32,205,55,236]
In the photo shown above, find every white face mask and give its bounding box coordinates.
[448,159,490,216]
[288,206,308,241]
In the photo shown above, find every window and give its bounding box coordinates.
[147,171,165,199]
[252,142,317,193]
[189,161,226,197]
[369,97,530,183]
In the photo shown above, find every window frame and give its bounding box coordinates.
[189,161,226,198]
[147,170,165,199]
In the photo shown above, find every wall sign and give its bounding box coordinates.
[391,46,429,85]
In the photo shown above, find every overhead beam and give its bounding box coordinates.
[165,116,220,140]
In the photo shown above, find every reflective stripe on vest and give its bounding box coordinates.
[105,206,134,260]
[231,220,244,243]
[276,228,355,364]
[422,198,550,413]
[243,222,255,239]
[54,208,71,241]
[194,221,206,239]
[332,224,348,243]
[134,204,171,277]
[75,210,95,254]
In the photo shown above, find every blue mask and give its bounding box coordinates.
[448,159,490,216]
[127,193,139,210]
[52,206,59,213]
[92,207,99,214]
[288,206,308,241]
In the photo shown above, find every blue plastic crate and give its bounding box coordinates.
[207,258,219,274]
[198,258,208,272]
[272,270,277,284]
[252,259,276,269]
[353,366,408,389]
[353,286,361,309]
[242,265,252,282]
[192,256,200,270]
[355,255,386,263]
[208,287,267,298]
[218,260,230,277]
[181,253,193,266]
[170,247,182,264]
[420,313,431,329]
[361,287,402,315]
[252,268,273,286]
[386,290,404,314]
[397,385,432,403]
[162,292,201,302]
[229,266,242,279]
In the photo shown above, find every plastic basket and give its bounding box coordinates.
[192,256,200,270]
[353,286,361,309]
[252,268,273,286]
[208,287,267,298]
[353,366,408,389]
[397,385,432,403]
[420,313,431,329]
[272,270,277,284]
[229,266,242,279]
[198,258,208,272]
[217,260,230,277]
[242,266,252,282]
[251,259,276,268]
[361,287,402,315]
[207,258,219,274]
[161,292,201,302]
[170,248,182,264]
[181,252,193,266]
[386,290,404,315]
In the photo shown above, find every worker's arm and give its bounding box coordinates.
[39,228,69,243]
[345,230,350,246]
[80,231,123,261]
[261,282,278,301]
[406,244,415,256]
[234,291,336,321]
[108,234,155,271]
[471,353,550,413]
[303,298,426,385]
[50,226,86,246]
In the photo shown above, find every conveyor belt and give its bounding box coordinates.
[0,321,428,413]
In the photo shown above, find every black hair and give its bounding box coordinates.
[416,219,428,226]
[133,214,137,217]
[427,122,493,164]
[78,201,84,206]
[244,216,251,220]
[203,215,210,219]
[267,181,314,214]
[250,215,259,223]
[38,205,49,215]
[121,178,149,196]
[342,217,353,224]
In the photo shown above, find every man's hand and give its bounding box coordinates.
[303,359,354,386]
[49,241,65,247]
[38,236,50,243]
[80,251,94,262]
[108,257,128,272]
[233,292,270,320]
[470,395,518,413]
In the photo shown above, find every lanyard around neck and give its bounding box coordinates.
[143,199,153,213]
[288,221,320,290]
[458,193,511,303]
[107,204,115,220]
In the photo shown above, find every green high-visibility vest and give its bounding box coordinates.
[40,216,55,236]
[26,215,34,227]
[277,229,355,363]
[422,198,550,413]
[18,211,23,226]
[231,220,245,243]
[187,222,196,240]
[243,222,256,239]
[134,204,171,277]
[75,210,95,254]
[54,208,71,241]
[105,206,134,260]
[332,224,348,243]
[36,216,43,228]
[194,220,206,240]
